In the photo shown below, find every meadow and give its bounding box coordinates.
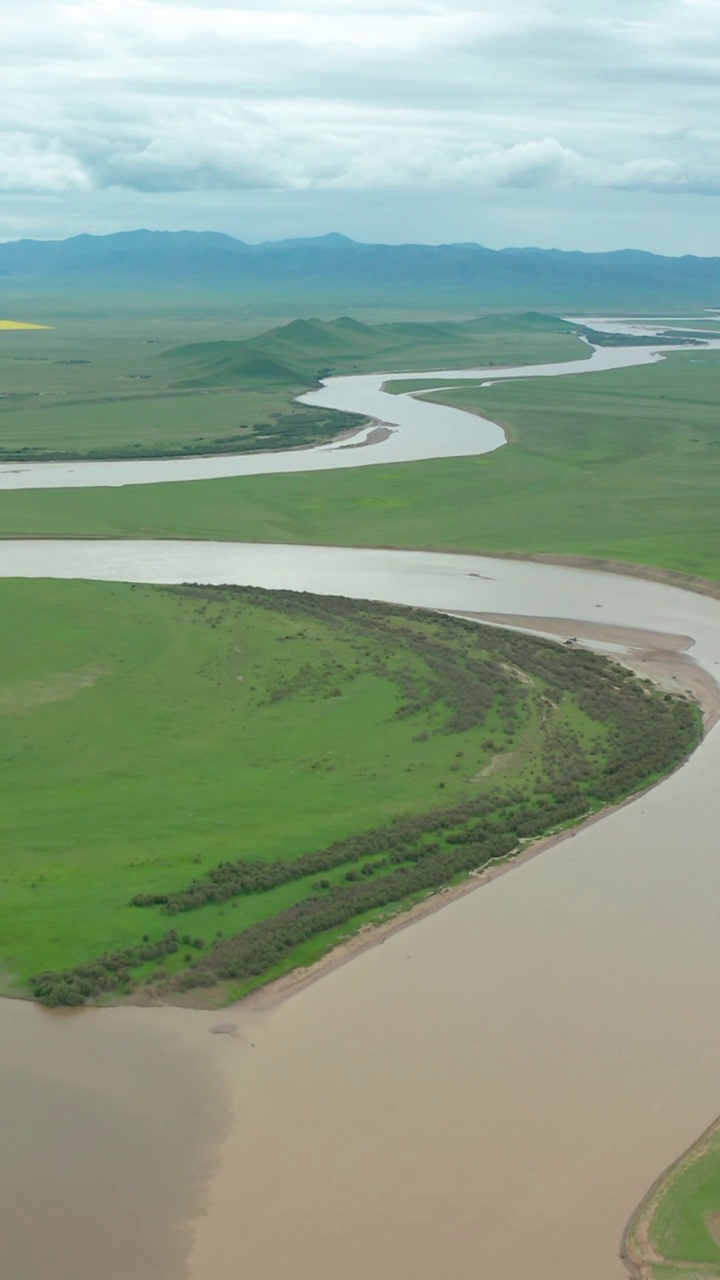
[4,347,720,584]
[0,302,585,460]
[0,576,698,1006]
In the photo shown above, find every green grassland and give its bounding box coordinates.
[5,348,720,583]
[626,1128,720,1279]
[651,1140,720,1271]
[0,308,586,460]
[0,576,697,1007]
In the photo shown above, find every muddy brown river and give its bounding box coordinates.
[2,541,720,1279]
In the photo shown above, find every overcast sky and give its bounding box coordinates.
[1,0,719,252]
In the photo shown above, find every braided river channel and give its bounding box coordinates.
[2,328,720,1280]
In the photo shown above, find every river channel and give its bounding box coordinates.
[1,332,717,490]
[2,331,720,1280]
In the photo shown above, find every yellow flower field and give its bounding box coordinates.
[0,320,51,330]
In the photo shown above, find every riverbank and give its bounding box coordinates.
[3,547,720,1280]
[223,616,714,1016]
[622,1116,720,1278]
[185,551,720,1280]
[11,575,698,1010]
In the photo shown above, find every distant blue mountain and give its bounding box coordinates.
[0,229,717,307]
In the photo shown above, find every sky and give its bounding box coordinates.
[1,0,720,253]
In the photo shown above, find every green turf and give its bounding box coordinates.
[627,1130,720,1276]
[5,349,720,582]
[1,575,697,1005]
[0,578,480,988]
[0,577,525,991]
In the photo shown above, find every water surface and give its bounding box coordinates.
[0,999,227,1280]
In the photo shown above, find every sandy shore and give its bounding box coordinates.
[335,423,394,449]
[471,612,720,730]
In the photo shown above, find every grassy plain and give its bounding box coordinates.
[4,348,720,583]
[0,302,585,459]
[0,576,698,1005]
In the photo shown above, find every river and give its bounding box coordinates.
[0,332,716,490]
[2,329,720,1280]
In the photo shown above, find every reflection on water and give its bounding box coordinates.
[1,544,720,1279]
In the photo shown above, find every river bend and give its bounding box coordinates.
[1,333,716,490]
[1,541,720,1280]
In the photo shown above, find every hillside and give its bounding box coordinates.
[162,312,589,388]
[1,229,720,308]
[0,310,587,463]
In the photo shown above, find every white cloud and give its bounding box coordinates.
[0,133,90,192]
[0,0,718,213]
[460,139,587,189]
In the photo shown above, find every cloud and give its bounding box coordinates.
[460,139,586,189]
[0,133,90,193]
[0,0,718,207]
[615,157,720,198]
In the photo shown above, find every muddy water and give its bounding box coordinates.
[3,544,720,1278]
[1,334,717,490]
[0,999,228,1280]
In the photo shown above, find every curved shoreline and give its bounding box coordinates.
[620,1114,720,1279]
[131,614,709,1017]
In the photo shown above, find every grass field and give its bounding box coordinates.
[0,304,586,460]
[4,348,719,582]
[0,576,697,1006]
[626,1126,720,1278]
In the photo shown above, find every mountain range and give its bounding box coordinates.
[0,230,718,309]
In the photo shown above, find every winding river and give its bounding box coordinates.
[2,328,720,1280]
[1,332,717,489]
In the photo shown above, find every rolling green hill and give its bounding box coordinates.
[162,311,589,389]
[0,309,587,462]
